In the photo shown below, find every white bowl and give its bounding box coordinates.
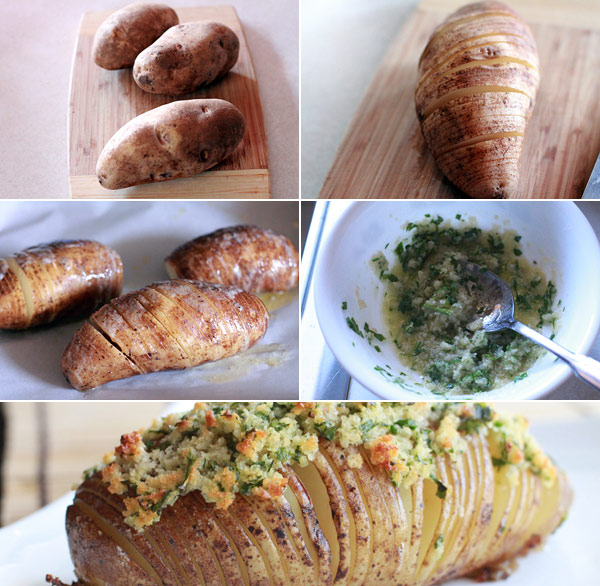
[314,201,600,400]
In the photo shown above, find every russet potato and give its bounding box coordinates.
[165,225,300,294]
[92,2,179,70]
[415,1,539,198]
[134,21,240,95]
[0,240,123,330]
[96,99,246,190]
[60,279,269,390]
[63,431,571,585]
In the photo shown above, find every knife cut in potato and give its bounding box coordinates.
[57,403,571,585]
[165,225,300,294]
[60,279,269,390]
[0,240,123,330]
[415,1,539,198]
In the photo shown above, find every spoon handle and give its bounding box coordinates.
[511,321,600,390]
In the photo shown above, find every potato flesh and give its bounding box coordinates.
[415,1,540,198]
[66,435,571,585]
[61,279,269,391]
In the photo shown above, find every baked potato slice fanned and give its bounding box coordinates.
[56,403,571,586]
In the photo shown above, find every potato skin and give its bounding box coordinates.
[64,437,571,586]
[96,98,245,190]
[165,225,300,293]
[415,1,539,198]
[61,279,269,390]
[92,2,179,70]
[0,240,123,330]
[134,21,240,95]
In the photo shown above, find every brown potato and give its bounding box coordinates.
[92,2,179,70]
[415,1,539,198]
[165,225,300,293]
[63,434,571,585]
[60,279,269,390]
[0,240,123,330]
[96,99,245,190]
[133,21,240,95]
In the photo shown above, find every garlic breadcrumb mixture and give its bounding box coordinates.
[93,402,556,531]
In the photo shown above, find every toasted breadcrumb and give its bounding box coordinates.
[95,402,556,531]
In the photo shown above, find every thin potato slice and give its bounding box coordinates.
[65,429,571,585]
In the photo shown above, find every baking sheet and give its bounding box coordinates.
[0,201,299,400]
[0,409,597,584]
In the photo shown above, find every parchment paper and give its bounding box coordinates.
[0,201,299,400]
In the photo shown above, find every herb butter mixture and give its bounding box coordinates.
[361,214,559,394]
[94,402,556,531]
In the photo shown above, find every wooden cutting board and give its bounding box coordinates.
[319,0,600,199]
[69,6,269,199]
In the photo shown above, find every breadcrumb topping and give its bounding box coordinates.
[90,402,556,531]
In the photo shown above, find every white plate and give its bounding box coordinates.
[0,201,299,400]
[0,412,597,585]
[314,201,600,400]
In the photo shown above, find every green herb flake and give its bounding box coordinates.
[346,317,364,337]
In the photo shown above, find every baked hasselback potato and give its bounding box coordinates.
[61,280,269,391]
[0,240,123,330]
[165,225,300,294]
[57,403,571,585]
[415,1,539,198]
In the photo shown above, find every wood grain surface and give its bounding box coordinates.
[319,2,600,199]
[69,6,269,199]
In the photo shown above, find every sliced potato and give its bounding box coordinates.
[165,225,300,294]
[0,240,122,330]
[61,279,269,390]
[65,435,571,585]
[415,1,540,198]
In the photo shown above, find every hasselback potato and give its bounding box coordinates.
[0,240,123,330]
[415,1,539,198]
[165,225,300,293]
[59,403,571,585]
[60,280,269,391]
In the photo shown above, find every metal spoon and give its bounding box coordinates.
[459,261,600,390]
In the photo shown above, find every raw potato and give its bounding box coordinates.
[96,99,246,190]
[92,2,179,70]
[64,431,571,585]
[60,279,269,390]
[415,1,539,198]
[134,21,240,95]
[0,240,123,330]
[165,225,300,293]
